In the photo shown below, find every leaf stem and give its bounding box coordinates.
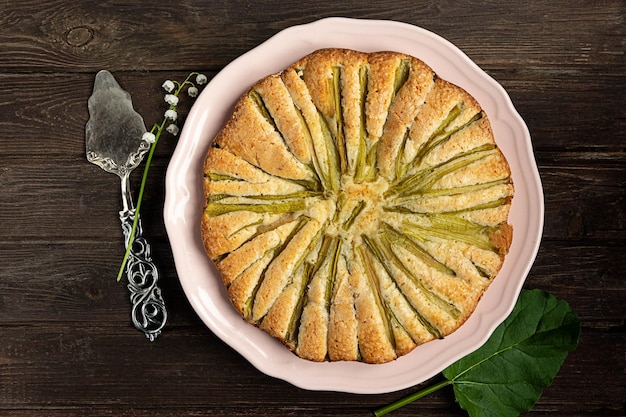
[373,379,452,416]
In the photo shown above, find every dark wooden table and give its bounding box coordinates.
[1,1,624,416]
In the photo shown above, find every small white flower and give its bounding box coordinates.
[187,86,199,98]
[196,74,208,85]
[166,123,179,136]
[162,80,175,93]
[165,109,178,121]
[164,94,179,106]
[142,132,156,144]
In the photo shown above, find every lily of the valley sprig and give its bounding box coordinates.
[117,72,207,281]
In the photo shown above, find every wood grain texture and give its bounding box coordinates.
[0,0,624,416]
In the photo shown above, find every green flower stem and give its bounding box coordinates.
[116,119,165,281]
[116,72,202,281]
[373,379,452,416]
[176,72,200,91]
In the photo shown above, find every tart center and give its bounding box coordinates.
[332,176,389,236]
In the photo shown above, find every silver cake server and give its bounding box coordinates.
[86,70,167,341]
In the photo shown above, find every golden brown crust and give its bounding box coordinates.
[201,48,514,364]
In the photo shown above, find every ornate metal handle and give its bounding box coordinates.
[119,178,167,341]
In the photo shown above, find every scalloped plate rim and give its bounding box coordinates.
[164,17,544,394]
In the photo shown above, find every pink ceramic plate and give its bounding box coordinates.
[164,17,543,394]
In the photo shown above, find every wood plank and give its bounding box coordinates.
[0,324,622,416]
[0,33,623,174]
[0,240,196,325]
[0,1,623,72]
[1,70,623,159]
[502,75,626,150]
[0,159,169,240]
[538,157,626,243]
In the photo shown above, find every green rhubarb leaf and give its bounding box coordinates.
[444,289,580,417]
[374,289,580,417]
